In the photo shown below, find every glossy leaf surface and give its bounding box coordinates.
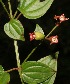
[21,61,55,84]
[18,0,54,19]
[4,19,25,41]
[38,52,58,84]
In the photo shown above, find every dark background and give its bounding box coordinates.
[0,0,70,84]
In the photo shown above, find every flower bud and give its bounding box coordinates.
[29,32,35,41]
[34,32,45,40]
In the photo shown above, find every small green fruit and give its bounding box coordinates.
[34,32,45,40]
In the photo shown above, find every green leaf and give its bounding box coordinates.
[35,24,44,34]
[4,19,25,41]
[38,51,59,84]
[0,0,2,2]
[18,0,54,19]
[0,65,10,84]
[42,73,56,84]
[38,55,57,71]
[21,61,55,84]
[0,65,4,73]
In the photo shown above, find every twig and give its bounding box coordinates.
[5,68,20,73]
[13,10,18,18]
[14,40,24,84]
[45,25,58,38]
[14,41,21,71]
[16,13,22,19]
[0,0,11,18]
[8,0,13,18]
[24,47,37,63]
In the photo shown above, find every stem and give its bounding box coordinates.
[7,1,23,83]
[14,40,24,84]
[16,13,22,19]
[0,0,11,18]
[8,0,13,18]
[14,10,18,18]
[14,41,20,68]
[45,25,58,38]
[23,47,37,63]
[5,68,20,73]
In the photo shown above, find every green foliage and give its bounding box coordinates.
[0,0,61,84]
[21,61,55,84]
[4,19,25,41]
[37,52,58,84]
[0,65,10,84]
[34,24,45,40]
[0,0,1,1]
[42,73,56,84]
[35,24,44,34]
[18,0,54,19]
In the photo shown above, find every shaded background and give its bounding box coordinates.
[0,0,70,84]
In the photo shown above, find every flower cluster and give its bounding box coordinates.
[29,32,58,45]
[29,14,69,45]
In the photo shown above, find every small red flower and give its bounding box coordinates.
[54,14,69,25]
[29,32,45,41]
[45,35,58,45]
[29,32,35,41]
